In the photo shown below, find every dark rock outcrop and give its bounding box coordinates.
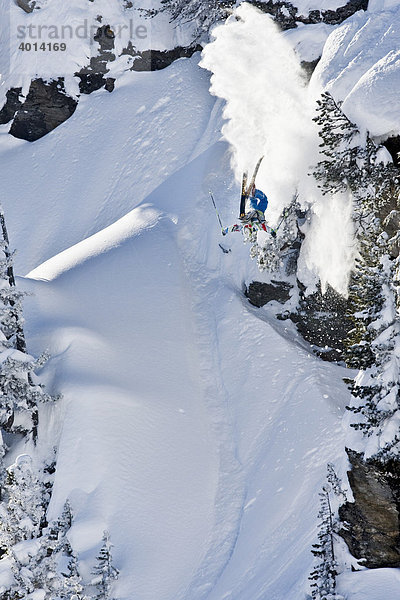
[75,25,116,95]
[339,449,400,568]
[319,0,369,26]
[292,283,351,362]
[252,0,369,30]
[245,280,351,362]
[246,280,292,307]
[16,0,37,13]
[250,1,298,30]
[130,44,203,72]
[0,88,23,125]
[9,78,77,142]
[383,136,400,167]
[301,58,320,81]
[77,73,116,95]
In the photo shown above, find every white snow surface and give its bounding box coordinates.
[284,22,337,63]
[0,58,214,274]
[291,0,350,16]
[256,0,351,17]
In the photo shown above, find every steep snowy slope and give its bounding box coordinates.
[22,137,350,600]
[0,56,215,273]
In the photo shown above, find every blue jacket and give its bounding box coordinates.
[250,189,268,213]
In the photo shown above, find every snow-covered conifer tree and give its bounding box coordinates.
[309,486,338,600]
[312,92,362,195]
[45,499,73,555]
[309,465,347,600]
[0,455,47,555]
[1,489,85,600]
[60,549,86,600]
[157,0,233,39]
[313,90,400,459]
[0,208,58,442]
[91,531,119,600]
[251,196,303,274]
[0,208,27,353]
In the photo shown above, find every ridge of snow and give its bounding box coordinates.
[0,57,214,275]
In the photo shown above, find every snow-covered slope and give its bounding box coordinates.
[0,56,215,273]
[22,135,350,600]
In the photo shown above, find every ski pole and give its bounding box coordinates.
[209,191,224,231]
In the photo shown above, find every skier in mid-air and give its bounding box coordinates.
[241,183,268,222]
[222,182,276,236]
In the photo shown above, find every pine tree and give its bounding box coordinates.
[0,431,6,499]
[60,549,85,600]
[92,531,119,600]
[312,92,399,208]
[250,195,303,274]
[156,0,234,39]
[45,499,73,554]
[312,92,362,195]
[344,203,400,451]
[0,455,48,555]
[309,465,347,600]
[346,256,400,448]
[309,487,338,600]
[312,90,400,458]
[0,207,27,353]
[0,351,57,440]
[344,236,386,371]
[326,463,347,502]
[0,208,59,443]
[2,491,86,600]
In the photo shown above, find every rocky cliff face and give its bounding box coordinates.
[0,17,202,142]
[245,280,292,307]
[75,24,116,95]
[339,450,400,569]
[251,0,369,30]
[9,79,77,142]
[245,279,351,363]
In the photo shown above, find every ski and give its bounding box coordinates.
[239,156,264,219]
[219,243,231,254]
[239,170,248,219]
[246,156,264,197]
